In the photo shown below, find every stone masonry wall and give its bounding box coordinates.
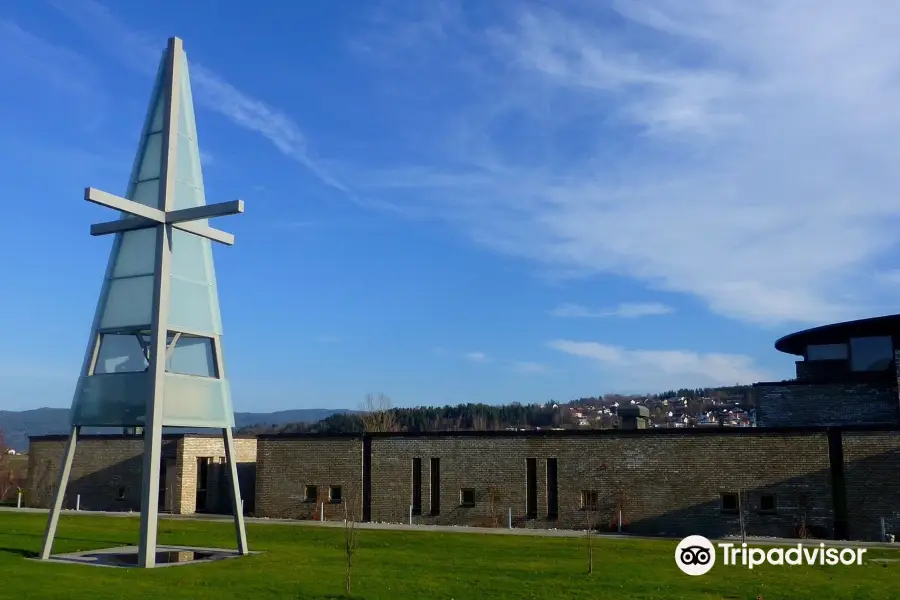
[26,434,256,516]
[366,432,833,538]
[254,437,363,521]
[175,436,257,515]
[842,431,900,541]
[755,383,899,427]
[26,435,177,512]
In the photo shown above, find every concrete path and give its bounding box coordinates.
[2,506,898,549]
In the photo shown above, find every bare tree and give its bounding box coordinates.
[359,393,398,433]
[583,488,600,575]
[0,430,14,502]
[343,497,361,596]
[472,412,488,431]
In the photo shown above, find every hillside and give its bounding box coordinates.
[0,407,351,451]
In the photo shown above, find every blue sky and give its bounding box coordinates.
[2,0,899,413]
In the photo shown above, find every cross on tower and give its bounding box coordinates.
[39,36,249,569]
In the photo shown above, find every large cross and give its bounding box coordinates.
[85,187,243,244]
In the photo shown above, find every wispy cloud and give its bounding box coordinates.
[548,339,767,387]
[48,0,374,203]
[550,302,673,319]
[348,1,900,326]
[510,361,550,374]
[463,351,489,363]
[0,21,105,114]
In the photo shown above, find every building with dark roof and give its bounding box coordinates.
[754,314,900,427]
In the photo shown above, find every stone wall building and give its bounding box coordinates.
[26,433,256,515]
[754,314,900,427]
[253,425,900,542]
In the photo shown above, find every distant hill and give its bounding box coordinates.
[0,407,351,451]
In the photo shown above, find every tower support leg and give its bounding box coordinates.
[39,425,81,560]
[223,427,249,554]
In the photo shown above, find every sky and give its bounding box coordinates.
[2,0,900,413]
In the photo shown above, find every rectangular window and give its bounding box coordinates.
[721,492,739,513]
[304,485,318,503]
[850,336,894,372]
[806,343,848,361]
[526,457,537,519]
[430,458,440,516]
[411,458,422,515]
[546,458,559,519]
[116,486,126,501]
[460,488,476,507]
[329,486,342,504]
[759,493,776,514]
[581,490,598,511]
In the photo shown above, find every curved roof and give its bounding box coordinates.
[774,313,900,356]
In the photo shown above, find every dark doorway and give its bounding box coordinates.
[196,457,210,513]
[158,459,167,511]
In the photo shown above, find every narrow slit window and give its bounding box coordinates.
[430,458,440,516]
[526,458,537,519]
[546,458,559,519]
[411,458,422,515]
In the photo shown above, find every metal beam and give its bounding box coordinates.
[90,217,235,245]
[166,199,244,224]
[90,217,157,236]
[39,426,80,559]
[175,221,235,245]
[85,187,165,223]
[137,34,182,571]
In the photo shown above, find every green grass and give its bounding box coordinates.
[0,512,898,600]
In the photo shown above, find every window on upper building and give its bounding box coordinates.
[806,343,848,361]
[850,336,894,372]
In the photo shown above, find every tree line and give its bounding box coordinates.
[238,386,754,435]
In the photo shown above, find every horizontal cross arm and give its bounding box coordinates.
[89,218,235,245]
[85,187,165,223]
[90,217,157,236]
[166,200,244,224]
[174,221,235,245]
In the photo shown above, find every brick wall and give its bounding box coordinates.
[755,383,899,427]
[842,431,900,541]
[26,435,177,511]
[367,432,833,538]
[254,430,833,539]
[26,434,256,516]
[254,437,363,520]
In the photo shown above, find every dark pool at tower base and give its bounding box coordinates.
[31,545,260,568]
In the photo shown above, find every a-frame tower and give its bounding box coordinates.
[39,37,248,568]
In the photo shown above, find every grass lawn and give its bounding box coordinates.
[0,512,898,600]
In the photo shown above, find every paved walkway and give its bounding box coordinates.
[2,506,898,549]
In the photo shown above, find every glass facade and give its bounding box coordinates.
[806,343,848,360]
[850,336,894,372]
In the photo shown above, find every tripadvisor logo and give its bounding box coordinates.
[675,535,867,575]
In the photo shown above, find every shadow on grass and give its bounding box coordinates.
[0,547,38,558]
[1,531,129,547]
